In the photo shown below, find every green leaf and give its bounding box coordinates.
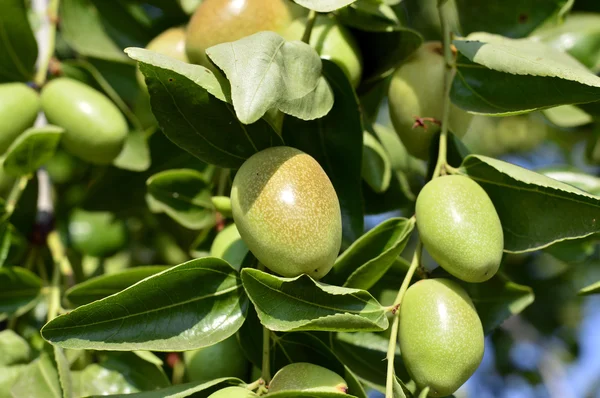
[0,266,43,321]
[0,224,13,268]
[53,346,73,398]
[2,126,64,176]
[579,280,600,296]
[41,258,249,351]
[60,0,131,63]
[146,169,216,230]
[0,0,37,82]
[241,268,388,332]
[210,224,248,272]
[336,1,401,31]
[283,60,364,245]
[88,378,244,398]
[0,364,27,398]
[539,168,600,196]
[542,105,593,128]
[293,0,357,12]
[458,155,600,252]
[65,266,169,306]
[206,31,332,124]
[325,218,415,290]
[362,132,392,194]
[10,353,62,398]
[268,392,355,398]
[452,33,600,114]
[0,330,30,366]
[113,130,152,172]
[126,48,282,169]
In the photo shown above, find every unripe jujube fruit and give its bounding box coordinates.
[269,363,348,394]
[41,78,127,165]
[399,278,484,397]
[416,175,503,282]
[183,335,248,383]
[208,387,257,398]
[284,15,363,87]
[137,27,189,89]
[0,83,40,154]
[185,0,305,67]
[388,42,473,160]
[231,147,342,279]
[69,209,128,258]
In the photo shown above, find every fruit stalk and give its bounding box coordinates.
[2,176,29,222]
[301,10,318,44]
[33,0,60,87]
[259,262,272,385]
[385,239,422,398]
[431,1,457,179]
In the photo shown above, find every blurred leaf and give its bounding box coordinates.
[146,169,216,230]
[542,105,593,128]
[452,33,600,114]
[336,1,401,31]
[0,364,26,398]
[455,0,571,38]
[0,224,13,267]
[241,268,389,332]
[268,392,354,398]
[53,346,73,398]
[283,60,364,245]
[65,266,169,306]
[579,280,600,296]
[0,0,37,82]
[88,378,244,398]
[210,224,248,272]
[539,169,600,195]
[0,266,43,321]
[127,48,282,169]
[458,155,600,252]
[293,0,357,12]
[132,351,164,367]
[362,132,392,193]
[42,258,249,351]
[113,130,151,172]
[10,353,61,398]
[178,0,203,14]
[0,330,30,366]
[326,218,415,290]
[2,126,64,176]
[207,31,332,124]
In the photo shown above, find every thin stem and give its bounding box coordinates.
[431,1,456,179]
[385,240,422,398]
[259,262,272,385]
[301,10,318,44]
[2,176,29,221]
[46,247,61,322]
[47,230,74,286]
[33,0,60,87]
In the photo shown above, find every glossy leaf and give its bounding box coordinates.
[2,126,64,176]
[452,33,600,114]
[42,258,249,351]
[293,0,357,12]
[113,130,151,172]
[146,169,216,230]
[283,60,364,245]
[325,218,415,290]
[127,48,282,169]
[241,268,388,332]
[0,0,37,82]
[458,155,600,252]
[53,346,73,398]
[10,353,62,398]
[0,330,30,366]
[0,266,43,321]
[65,266,169,306]
[362,132,392,194]
[207,31,332,124]
[88,378,244,398]
[579,280,600,296]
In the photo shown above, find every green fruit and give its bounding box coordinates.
[399,279,484,397]
[284,15,363,87]
[69,209,128,258]
[210,224,249,271]
[137,27,189,89]
[230,146,342,279]
[269,363,348,394]
[388,42,473,160]
[208,387,257,398]
[183,335,248,383]
[40,78,128,165]
[0,83,40,154]
[416,175,503,282]
[186,0,306,68]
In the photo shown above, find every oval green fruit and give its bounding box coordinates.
[399,278,484,397]
[208,387,257,398]
[231,146,342,279]
[41,78,127,165]
[269,363,348,394]
[284,15,363,87]
[137,27,189,89]
[0,83,40,154]
[69,209,128,258]
[184,335,249,383]
[416,175,503,282]
[186,0,306,68]
[388,42,473,160]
